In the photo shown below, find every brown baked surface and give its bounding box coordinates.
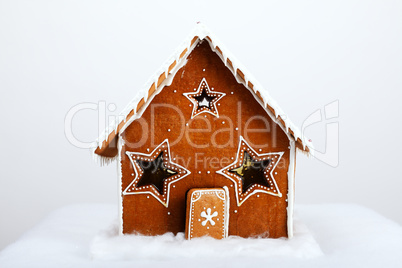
[120,40,290,238]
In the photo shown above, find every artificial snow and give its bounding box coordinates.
[1,204,402,268]
[90,216,321,261]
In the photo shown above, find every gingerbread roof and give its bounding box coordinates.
[92,24,313,164]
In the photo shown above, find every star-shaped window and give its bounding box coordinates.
[183,78,225,118]
[217,136,284,206]
[124,139,191,207]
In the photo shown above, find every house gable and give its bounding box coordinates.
[92,25,313,163]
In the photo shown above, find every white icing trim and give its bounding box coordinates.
[187,191,196,238]
[117,135,123,235]
[216,136,284,206]
[287,140,296,238]
[183,77,226,119]
[223,186,230,238]
[123,139,191,208]
[92,23,313,164]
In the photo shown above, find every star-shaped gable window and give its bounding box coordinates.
[124,139,191,207]
[217,136,284,206]
[183,78,225,118]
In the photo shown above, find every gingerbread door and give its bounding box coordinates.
[185,187,229,240]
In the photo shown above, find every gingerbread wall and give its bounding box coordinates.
[119,40,292,238]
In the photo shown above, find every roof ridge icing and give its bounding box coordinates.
[92,23,313,164]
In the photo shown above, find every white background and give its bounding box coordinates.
[0,0,401,250]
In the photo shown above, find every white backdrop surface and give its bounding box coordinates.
[0,0,401,250]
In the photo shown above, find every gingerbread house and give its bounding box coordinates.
[92,24,313,239]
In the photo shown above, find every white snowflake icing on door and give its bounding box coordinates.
[200,208,218,226]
